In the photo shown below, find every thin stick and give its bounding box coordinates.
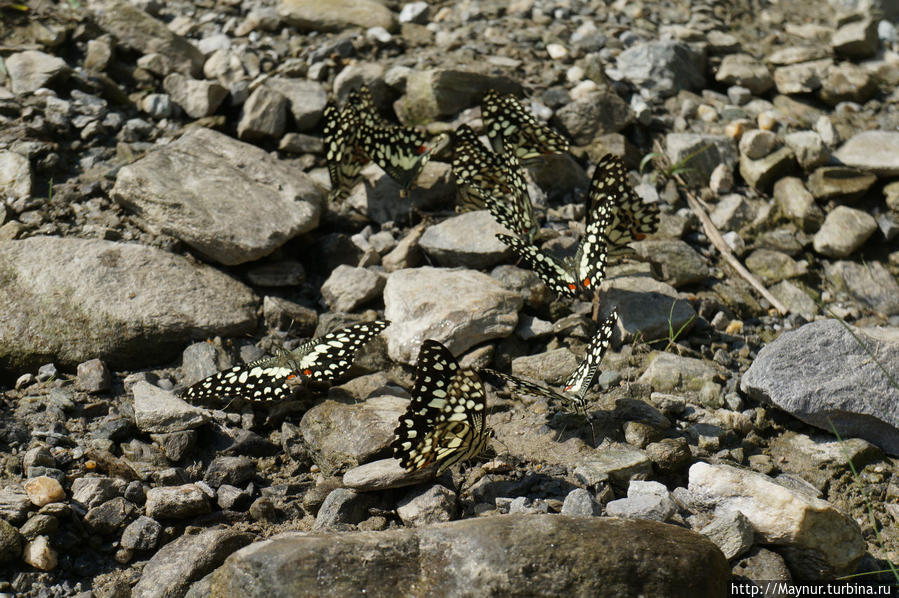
[674,173,788,315]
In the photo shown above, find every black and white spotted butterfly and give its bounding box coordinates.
[481,90,569,162]
[452,124,538,241]
[479,309,618,415]
[347,86,450,194]
[497,192,614,297]
[391,340,493,476]
[323,101,369,202]
[589,154,660,256]
[180,321,389,403]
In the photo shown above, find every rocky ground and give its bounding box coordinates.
[1,0,898,596]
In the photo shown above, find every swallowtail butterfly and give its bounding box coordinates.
[323,101,369,202]
[180,321,389,403]
[589,154,660,255]
[391,340,492,476]
[452,124,538,241]
[481,90,569,162]
[497,193,614,297]
[480,309,618,414]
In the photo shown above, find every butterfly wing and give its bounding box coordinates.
[497,233,580,297]
[323,102,368,202]
[563,309,618,412]
[481,90,569,161]
[180,354,300,403]
[479,368,569,403]
[588,155,659,255]
[359,123,449,191]
[293,320,389,383]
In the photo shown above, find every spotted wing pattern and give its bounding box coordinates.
[588,155,660,255]
[452,125,537,240]
[323,101,368,202]
[481,90,569,162]
[180,321,389,403]
[391,341,491,476]
[357,124,449,191]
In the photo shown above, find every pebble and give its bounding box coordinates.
[23,476,65,507]
[22,535,57,571]
[812,206,877,258]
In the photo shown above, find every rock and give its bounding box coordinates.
[645,437,692,474]
[833,131,899,176]
[806,166,876,202]
[632,240,708,288]
[768,46,831,66]
[560,488,600,517]
[121,515,162,551]
[0,150,32,201]
[528,154,591,199]
[301,395,408,475]
[321,265,385,313]
[5,50,71,94]
[812,206,877,258]
[699,510,754,559]
[0,486,31,523]
[818,62,876,106]
[573,446,653,489]
[263,78,328,130]
[278,0,395,32]
[554,90,632,145]
[732,547,792,585]
[396,484,456,526]
[783,131,828,170]
[744,249,807,284]
[402,69,521,122]
[601,275,696,343]
[203,50,245,85]
[209,515,728,597]
[825,260,899,315]
[615,41,706,98]
[217,485,252,510]
[709,194,758,230]
[0,518,23,563]
[688,462,864,579]
[75,358,112,393]
[715,53,773,95]
[738,129,777,160]
[22,535,56,571]
[769,280,818,320]
[639,352,724,394]
[773,177,824,232]
[739,146,798,192]
[341,161,454,224]
[263,296,318,334]
[606,480,676,522]
[383,267,521,364]
[19,514,58,541]
[741,320,899,455]
[832,18,879,59]
[112,127,321,265]
[772,59,831,95]
[133,382,207,433]
[419,211,511,269]
[145,484,211,519]
[237,85,289,140]
[204,456,254,488]
[162,73,227,118]
[343,458,436,491]
[71,477,126,509]
[664,133,737,187]
[23,476,64,507]
[313,488,376,530]
[84,497,136,535]
[510,348,578,386]
[88,0,204,76]
[132,528,252,598]
[152,430,197,462]
[398,2,429,24]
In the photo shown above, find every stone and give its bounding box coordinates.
[112,127,321,265]
[772,59,831,94]
[806,167,876,202]
[833,131,899,176]
[132,528,252,598]
[699,510,754,559]
[0,518,23,563]
[22,535,56,571]
[76,358,112,393]
[825,260,899,315]
[615,40,706,98]
[738,129,777,160]
[5,50,71,94]
[560,488,600,517]
[419,211,511,269]
[819,62,876,106]
[162,73,227,118]
[732,548,792,585]
[203,50,245,85]
[88,0,204,76]
[773,177,824,232]
[23,476,65,507]
[343,458,437,492]
[19,514,58,540]
[71,477,126,509]
[711,194,758,231]
[573,446,653,489]
[145,484,211,519]
[84,497,135,535]
[121,515,162,551]
[133,382,207,433]
[402,69,521,122]
[0,150,32,201]
[0,486,31,523]
[238,86,289,140]
[383,267,521,364]
[152,430,197,462]
[664,133,737,187]
[768,280,818,320]
[341,161,453,224]
[744,249,807,284]
[812,206,877,258]
[833,18,879,59]
[511,348,578,387]
[320,265,386,313]
[601,275,696,343]
[741,320,899,455]
[783,131,829,170]
[209,515,728,596]
[398,2,429,24]
[768,46,832,65]
[262,296,318,334]
[554,91,633,145]
[689,462,864,579]
[301,395,407,475]
[645,437,692,474]
[313,488,376,530]
[638,352,724,394]
[739,146,798,192]
[263,78,328,131]
[715,53,773,95]
[278,0,395,32]
[204,456,254,488]
[396,484,456,526]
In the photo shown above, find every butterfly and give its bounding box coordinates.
[479,309,618,415]
[391,340,493,477]
[452,124,538,241]
[497,192,614,297]
[481,90,569,162]
[589,154,660,256]
[347,85,450,195]
[179,321,389,403]
[323,101,369,202]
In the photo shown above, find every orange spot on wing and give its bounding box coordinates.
[417,145,427,155]
[567,283,577,291]
[303,369,312,376]
[582,277,591,287]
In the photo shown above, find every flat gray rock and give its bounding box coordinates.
[5,50,71,95]
[112,127,321,265]
[741,320,899,455]
[601,274,696,343]
[132,382,208,433]
[615,40,706,98]
[825,260,899,315]
[833,130,899,176]
[419,211,510,269]
[208,515,728,597]
[0,237,257,373]
[383,267,522,364]
[278,0,395,32]
[812,205,877,258]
